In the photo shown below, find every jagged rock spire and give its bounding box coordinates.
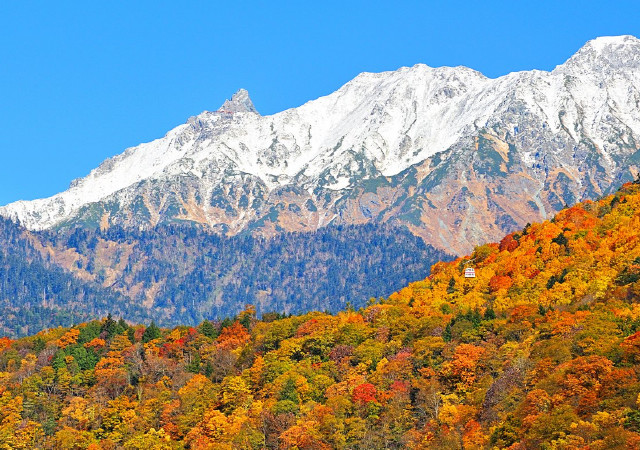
[218,89,259,114]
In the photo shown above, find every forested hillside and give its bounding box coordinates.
[0,221,448,337]
[0,218,151,337]
[36,223,449,325]
[3,182,640,447]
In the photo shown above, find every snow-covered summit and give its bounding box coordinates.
[581,34,640,55]
[558,35,640,73]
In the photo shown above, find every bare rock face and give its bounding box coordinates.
[3,36,640,254]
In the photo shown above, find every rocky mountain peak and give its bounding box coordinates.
[217,88,259,114]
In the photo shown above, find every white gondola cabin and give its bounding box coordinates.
[464,267,476,278]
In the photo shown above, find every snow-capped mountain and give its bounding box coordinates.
[3,35,640,254]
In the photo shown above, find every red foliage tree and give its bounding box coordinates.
[352,383,377,405]
[499,234,519,252]
[489,275,512,293]
[216,321,250,351]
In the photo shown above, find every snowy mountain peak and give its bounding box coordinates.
[218,88,258,114]
[585,34,640,52]
[560,35,640,72]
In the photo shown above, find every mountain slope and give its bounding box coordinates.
[0,217,151,337]
[3,36,640,253]
[35,223,450,325]
[4,182,640,447]
[390,178,640,318]
[0,220,448,336]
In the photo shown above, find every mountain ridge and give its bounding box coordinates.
[2,35,640,253]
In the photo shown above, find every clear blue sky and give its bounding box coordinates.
[1,1,639,205]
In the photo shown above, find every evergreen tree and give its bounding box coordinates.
[101,314,117,339]
[142,321,161,343]
[199,320,217,339]
[279,378,300,404]
[484,307,496,320]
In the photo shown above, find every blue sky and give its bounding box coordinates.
[1,1,639,205]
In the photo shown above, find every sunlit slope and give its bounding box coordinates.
[390,180,640,314]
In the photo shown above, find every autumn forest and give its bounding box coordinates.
[4,181,640,448]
